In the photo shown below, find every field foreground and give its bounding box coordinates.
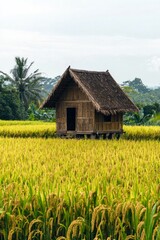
[0,123,160,239]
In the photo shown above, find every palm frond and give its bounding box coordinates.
[0,71,16,84]
[0,57,45,111]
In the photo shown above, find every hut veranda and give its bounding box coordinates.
[41,67,138,138]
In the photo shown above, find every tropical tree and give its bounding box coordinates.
[0,75,21,119]
[122,78,150,93]
[0,57,44,114]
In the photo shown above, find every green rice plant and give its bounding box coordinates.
[143,201,160,240]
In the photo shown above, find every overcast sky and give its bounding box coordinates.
[0,0,160,87]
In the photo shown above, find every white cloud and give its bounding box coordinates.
[148,56,160,72]
[1,0,53,16]
[1,29,160,71]
[2,31,159,58]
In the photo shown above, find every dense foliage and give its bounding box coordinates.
[0,57,44,111]
[0,78,22,119]
[0,57,47,120]
[0,57,59,121]
[122,78,160,125]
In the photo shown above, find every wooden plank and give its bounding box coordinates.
[95,122,121,132]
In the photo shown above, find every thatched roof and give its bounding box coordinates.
[41,66,138,115]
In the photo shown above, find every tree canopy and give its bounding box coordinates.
[122,78,160,125]
[0,76,21,119]
[122,78,150,93]
[0,57,44,112]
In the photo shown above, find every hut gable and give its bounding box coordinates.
[58,76,89,102]
[41,66,138,115]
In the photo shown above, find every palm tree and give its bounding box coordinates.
[0,57,44,112]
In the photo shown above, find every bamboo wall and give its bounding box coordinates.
[56,78,123,134]
[56,80,94,133]
[95,111,123,132]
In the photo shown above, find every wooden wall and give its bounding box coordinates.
[56,79,95,133]
[95,111,123,132]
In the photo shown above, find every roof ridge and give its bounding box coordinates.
[70,68,109,74]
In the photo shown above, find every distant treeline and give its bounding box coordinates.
[0,58,160,125]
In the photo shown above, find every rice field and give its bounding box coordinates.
[0,121,160,239]
[0,120,56,138]
[0,120,160,140]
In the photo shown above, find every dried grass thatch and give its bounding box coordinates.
[41,67,138,115]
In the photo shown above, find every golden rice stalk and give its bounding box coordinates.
[12,200,20,214]
[28,231,34,240]
[122,202,134,224]
[56,224,66,237]
[157,205,160,213]
[91,205,107,232]
[48,217,54,238]
[66,217,85,239]
[47,193,57,206]
[22,216,29,229]
[136,221,144,238]
[135,202,145,215]
[0,211,6,220]
[152,226,159,240]
[126,235,135,240]
[153,213,158,219]
[115,217,121,234]
[8,227,22,240]
[8,229,15,240]
[56,199,65,224]
[115,202,123,217]
[56,237,67,240]
[94,220,105,239]
[28,219,42,233]
[138,207,146,221]
[8,214,17,229]
[122,202,130,221]
[140,229,145,240]
[46,207,54,219]
[28,230,43,240]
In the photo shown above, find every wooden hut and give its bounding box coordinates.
[41,67,138,138]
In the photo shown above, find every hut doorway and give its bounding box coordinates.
[67,108,76,131]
